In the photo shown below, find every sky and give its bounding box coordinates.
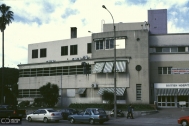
[0,0,189,69]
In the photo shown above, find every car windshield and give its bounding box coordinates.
[47,109,56,112]
[92,109,106,115]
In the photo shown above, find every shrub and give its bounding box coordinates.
[18,101,30,107]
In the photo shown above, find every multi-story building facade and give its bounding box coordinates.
[17,9,189,108]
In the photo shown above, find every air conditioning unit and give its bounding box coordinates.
[77,58,81,60]
[83,55,88,59]
[91,83,98,88]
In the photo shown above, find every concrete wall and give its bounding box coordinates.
[103,22,149,32]
[92,30,150,104]
[28,36,91,64]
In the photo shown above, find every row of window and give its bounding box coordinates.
[32,43,92,58]
[19,65,91,77]
[150,47,187,53]
[136,84,142,100]
[158,67,172,74]
[95,39,125,50]
[18,89,41,98]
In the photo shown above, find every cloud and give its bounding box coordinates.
[0,0,189,69]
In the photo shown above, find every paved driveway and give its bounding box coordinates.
[109,108,189,126]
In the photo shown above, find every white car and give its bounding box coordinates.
[26,108,62,123]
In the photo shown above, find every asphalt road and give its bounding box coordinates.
[0,108,186,126]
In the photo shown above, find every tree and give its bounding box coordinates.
[39,82,59,107]
[0,4,14,104]
[102,90,114,104]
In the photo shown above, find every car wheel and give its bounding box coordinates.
[43,117,48,123]
[182,120,188,126]
[70,118,75,124]
[89,119,95,124]
[28,117,32,122]
[99,121,104,124]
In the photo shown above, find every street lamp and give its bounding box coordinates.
[102,5,117,118]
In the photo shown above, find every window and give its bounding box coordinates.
[61,46,68,56]
[70,45,77,55]
[178,47,185,52]
[136,84,141,100]
[32,49,38,58]
[171,47,177,52]
[156,47,162,52]
[162,48,170,52]
[87,43,92,53]
[158,67,172,74]
[105,39,114,49]
[95,40,104,50]
[40,48,46,58]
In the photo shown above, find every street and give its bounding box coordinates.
[1,108,185,126]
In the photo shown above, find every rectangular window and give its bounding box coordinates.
[171,47,177,52]
[162,48,170,52]
[156,47,162,52]
[40,48,46,58]
[32,49,38,58]
[70,45,77,55]
[95,40,104,50]
[105,39,114,49]
[136,84,141,100]
[178,47,185,52]
[87,43,92,53]
[158,67,172,74]
[61,46,68,56]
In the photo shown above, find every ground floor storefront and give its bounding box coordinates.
[154,83,189,108]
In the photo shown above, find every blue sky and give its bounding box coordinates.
[0,0,188,68]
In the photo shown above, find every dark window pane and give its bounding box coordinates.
[163,67,167,74]
[61,46,68,56]
[96,41,99,50]
[156,47,162,52]
[105,40,109,49]
[32,49,38,58]
[40,48,46,58]
[158,67,162,74]
[168,67,172,74]
[87,43,92,53]
[100,40,103,49]
[70,45,77,55]
[178,47,185,52]
[110,39,114,49]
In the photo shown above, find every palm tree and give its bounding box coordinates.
[0,4,14,105]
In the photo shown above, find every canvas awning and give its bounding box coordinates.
[76,88,86,94]
[156,88,189,96]
[115,61,126,72]
[98,87,126,96]
[93,62,105,73]
[103,62,114,73]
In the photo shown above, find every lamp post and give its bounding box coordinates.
[102,5,117,118]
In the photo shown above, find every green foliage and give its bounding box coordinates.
[18,101,30,107]
[39,82,59,107]
[69,103,155,111]
[102,91,114,104]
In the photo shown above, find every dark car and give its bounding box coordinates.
[59,108,78,120]
[110,109,124,117]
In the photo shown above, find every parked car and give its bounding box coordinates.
[178,116,189,126]
[59,108,78,120]
[68,108,109,124]
[0,105,26,118]
[26,108,62,123]
[110,109,124,117]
